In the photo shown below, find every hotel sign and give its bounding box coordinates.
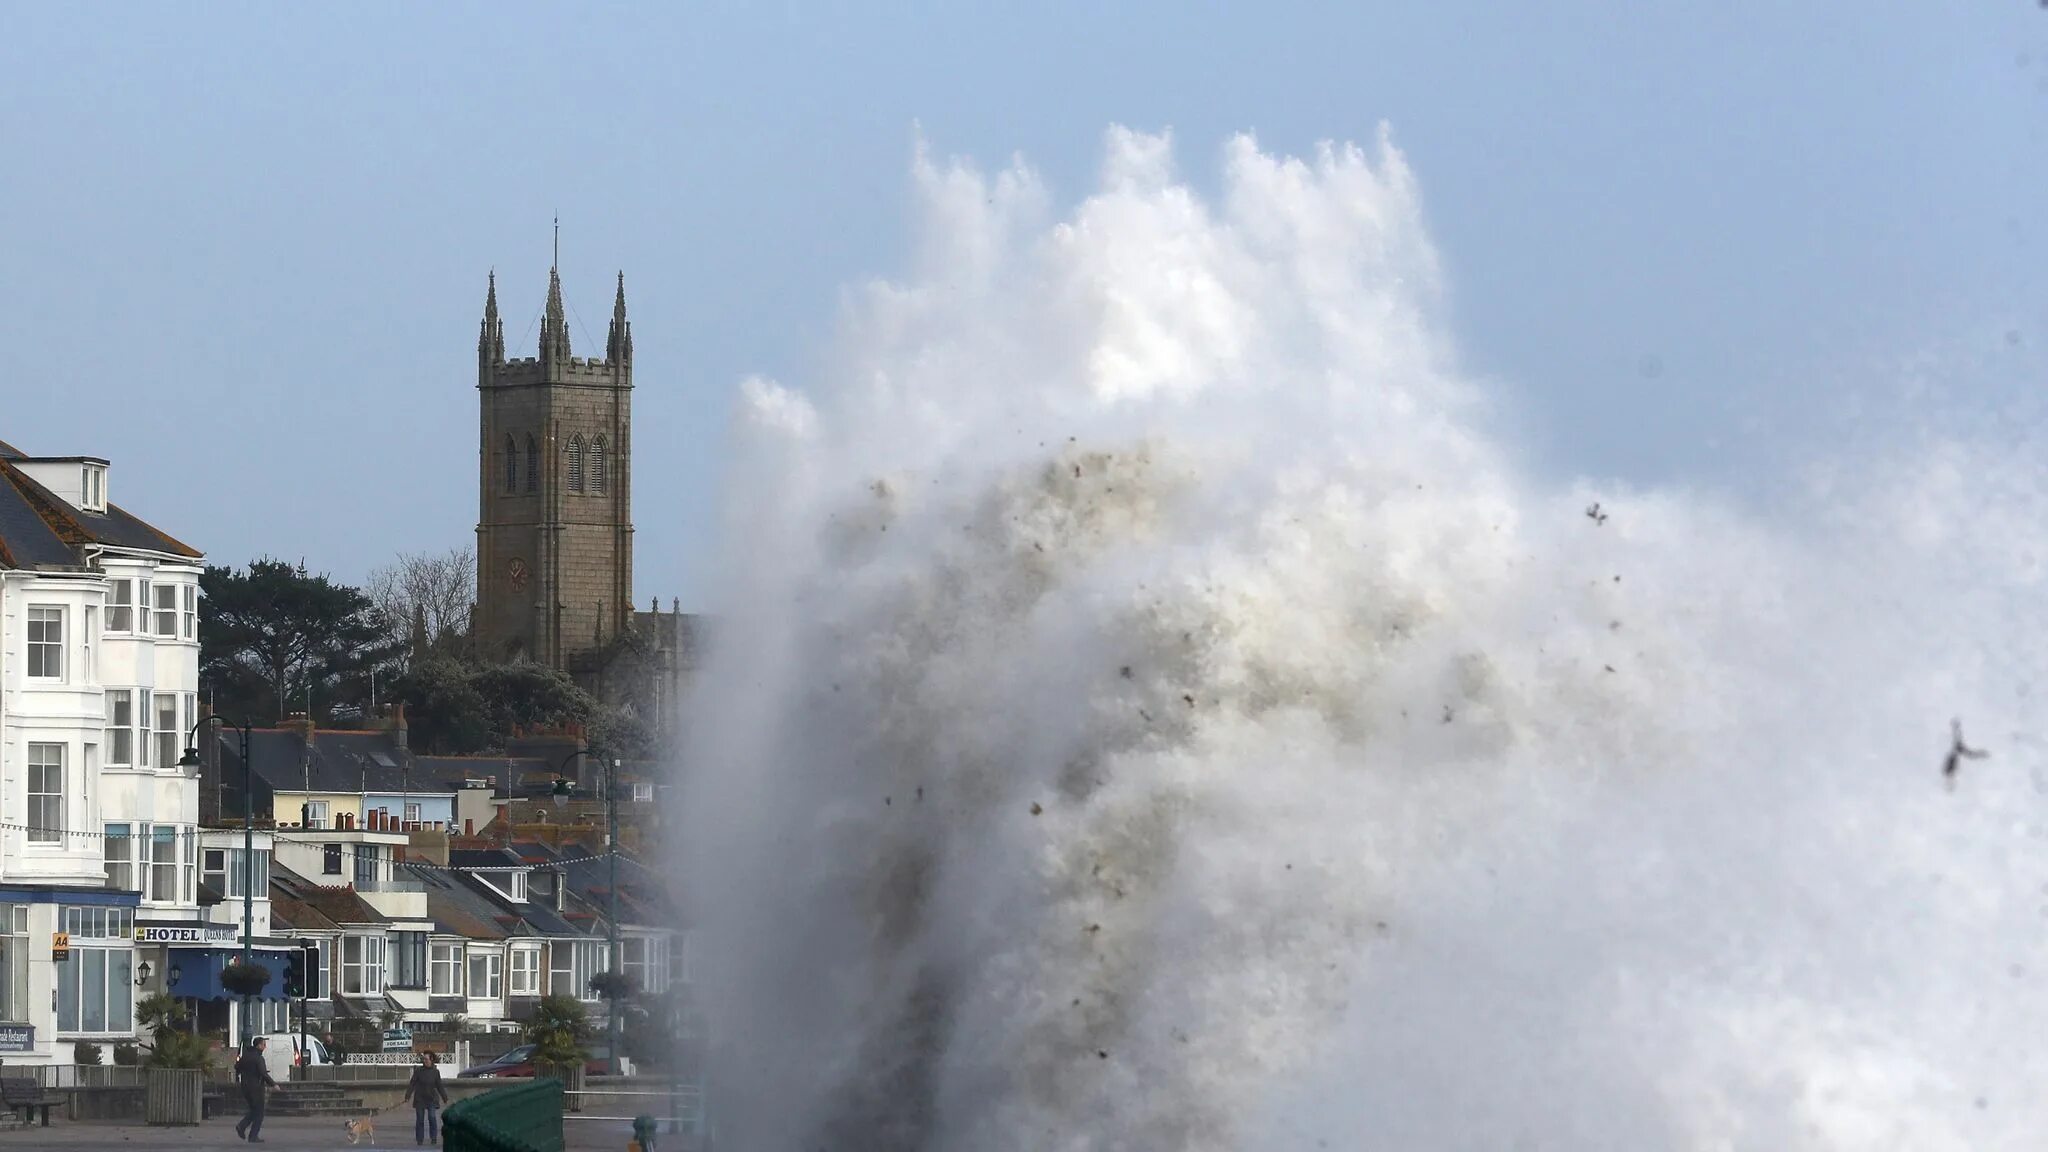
[134,926,239,944]
[0,1025,32,1053]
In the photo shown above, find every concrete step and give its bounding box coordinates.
[267,1100,369,1116]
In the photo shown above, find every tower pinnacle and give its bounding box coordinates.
[478,269,504,365]
[540,263,570,361]
[607,271,632,364]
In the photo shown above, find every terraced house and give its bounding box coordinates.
[202,719,687,1048]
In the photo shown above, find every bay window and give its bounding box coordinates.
[153,583,178,637]
[468,951,502,1001]
[508,947,540,996]
[550,940,604,1000]
[56,907,135,1036]
[107,578,136,632]
[149,827,177,901]
[106,690,135,766]
[622,936,663,996]
[137,690,152,768]
[341,935,385,996]
[430,943,464,996]
[27,606,63,679]
[27,744,64,843]
[202,847,270,899]
[104,824,135,891]
[391,931,427,989]
[155,693,179,772]
[181,585,198,639]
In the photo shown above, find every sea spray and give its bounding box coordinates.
[677,127,2048,1150]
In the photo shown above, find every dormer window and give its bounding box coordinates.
[81,464,106,512]
[476,869,527,902]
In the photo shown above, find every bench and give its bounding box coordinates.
[0,1076,59,1126]
[202,1087,232,1119]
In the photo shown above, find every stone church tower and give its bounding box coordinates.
[474,264,634,670]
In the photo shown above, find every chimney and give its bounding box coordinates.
[409,827,449,867]
[382,702,409,752]
[280,712,314,738]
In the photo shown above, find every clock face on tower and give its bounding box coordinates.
[507,557,529,592]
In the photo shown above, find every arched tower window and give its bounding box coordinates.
[525,435,539,493]
[590,436,608,494]
[503,434,518,492]
[566,434,586,493]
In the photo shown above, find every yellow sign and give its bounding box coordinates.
[51,931,69,961]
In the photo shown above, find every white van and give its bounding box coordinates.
[256,1032,332,1082]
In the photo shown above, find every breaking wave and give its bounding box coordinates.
[677,126,2048,1150]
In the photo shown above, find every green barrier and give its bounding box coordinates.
[443,1079,566,1152]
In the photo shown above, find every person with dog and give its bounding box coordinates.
[234,1036,278,1142]
[404,1049,451,1145]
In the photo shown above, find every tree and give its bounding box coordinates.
[524,994,590,1067]
[365,548,476,669]
[201,559,398,723]
[393,657,654,758]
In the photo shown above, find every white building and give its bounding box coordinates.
[0,438,264,1063]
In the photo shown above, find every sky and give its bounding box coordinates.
[1,2,2042,606]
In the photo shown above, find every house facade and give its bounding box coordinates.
[0,438,269,1062]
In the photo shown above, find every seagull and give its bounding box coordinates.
[1585,502,1608,526]
[1943,718,1989,789]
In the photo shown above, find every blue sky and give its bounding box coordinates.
[2,2,2041,603]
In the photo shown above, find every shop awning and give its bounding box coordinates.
[165,948,299,1001]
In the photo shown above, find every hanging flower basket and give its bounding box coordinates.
[587,971,635,1002]
[220,960,272,998]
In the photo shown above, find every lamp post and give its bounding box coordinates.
[178,715,255,1044]
[550,749,622,1076]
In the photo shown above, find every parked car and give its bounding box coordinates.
[457,1044,536,1078]
[457,1042,632,1077]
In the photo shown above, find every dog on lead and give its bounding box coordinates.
[344,1115,378,1145]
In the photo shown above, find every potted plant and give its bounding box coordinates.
[137,994,209,1126]
[74,1040,103,1065]
[524,994,590,1109]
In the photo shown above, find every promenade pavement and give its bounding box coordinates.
[0,1114,645,1150]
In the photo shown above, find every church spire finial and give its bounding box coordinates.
[540,230,570,362]
[607,270,632,364]
[479,268,504,365]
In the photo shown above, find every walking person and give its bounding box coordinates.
[405,1050,451,1146]
[234,1036,277,1142]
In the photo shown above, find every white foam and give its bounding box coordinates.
[676,126,2048,1150]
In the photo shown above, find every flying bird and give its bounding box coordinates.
[1586,502,1608,526]
[1942,718,1989,789]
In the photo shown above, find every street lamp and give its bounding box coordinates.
[550,749,622,1076]
[178,715,256,1044]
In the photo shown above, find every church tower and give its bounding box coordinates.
[474,261,634,670]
